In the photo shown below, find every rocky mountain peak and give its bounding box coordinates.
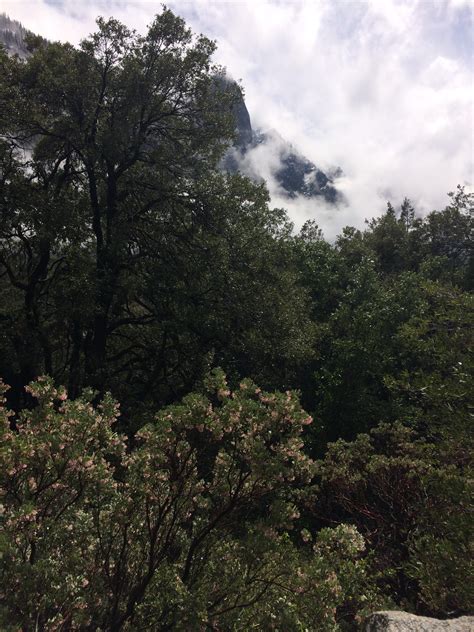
[222,76,342,204]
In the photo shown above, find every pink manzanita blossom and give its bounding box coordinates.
[1,373,372,629]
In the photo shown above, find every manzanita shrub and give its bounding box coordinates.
[0,378,123,630]
[310,422,473,617]
[0,372,383,631]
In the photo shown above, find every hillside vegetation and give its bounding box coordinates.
[0,9,472,630]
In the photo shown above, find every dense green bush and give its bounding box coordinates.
[310,422,473,617]
[0,374,385,630]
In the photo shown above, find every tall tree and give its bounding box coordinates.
[0,10,313,414]
[1,10,233,391]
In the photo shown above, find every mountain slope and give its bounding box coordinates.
[221,77,341,204]
[0,13,43,58]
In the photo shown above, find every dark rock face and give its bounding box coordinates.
[276,146,339,203]
[364,611,474,631]
[230,91,253,149]
[213,75,253,149]
[223,79,342,204]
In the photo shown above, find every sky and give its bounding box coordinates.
[3,0,473,238]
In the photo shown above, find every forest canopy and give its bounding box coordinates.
[0,8,472,630]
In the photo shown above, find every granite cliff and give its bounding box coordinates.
[220,76,341,203]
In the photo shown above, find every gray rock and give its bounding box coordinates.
[364,611,474,631]
[217,74,343,205]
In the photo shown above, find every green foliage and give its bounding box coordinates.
[385,280,473,443]
[293,192,473,444]
[0,9,313,420]
[0,374,383,630]
[407,466,473,615]
[0,6,472,627]
[0,377,123,629]
[310,422,473,616]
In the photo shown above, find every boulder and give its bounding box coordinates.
[364,611,474,631]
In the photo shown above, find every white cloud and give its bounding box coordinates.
[166,0,473,235]
[3,0,473,238]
